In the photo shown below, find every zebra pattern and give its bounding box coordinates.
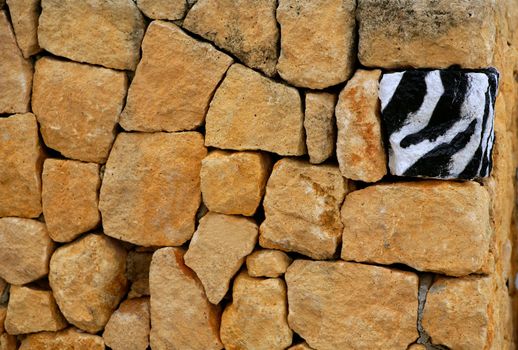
[379,68,499,180]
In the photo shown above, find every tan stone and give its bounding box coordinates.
[38,0,145,70]
[0,11,32,114]
[6,0,41,57]
[0,334,16,350]
[0,306,6,334]
[357,0,496,68]
[42,159,101,243]
[32,57,128,163]
[184,212,258,304]
[276,0,356,89]
[304,92,336,164]
[19,327,105,350]
[206,64,306,156]
[0,279,5,299]
[336,69,387,182]
[49,234,127,333]
[341,181,492,276]
[120,21,233,132]
[221,272,292,350]
[136,0,186,19]
[183,0,278,76]
[0,113,44,218]
[288,342,314,350]
[99,132,207,246]
[149,247,222,350]
[103,298,150,350]
[0,218,54,285]
[126,250,152,299]
[286,260,419,349]
[246,249,292,278]
[259,159,349,259]
[5,285,67,335]
[200,150,271,216]
[408,345,426,350]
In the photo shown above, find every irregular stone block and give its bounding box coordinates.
[6,0,41,57]
[379,68,499,179]
[304,92,336,164]
[205,64,306,156]
[136,0,186,19]
[341,181,491,276]
[19,328,105,350]
[246,249,292,278]
[99,132,206,246]
[103,298,150,350]
[286,260,418,349]
[276,0,356,89]
[126,250,152,299]
[32,57,128,163]
[120,21,233,132]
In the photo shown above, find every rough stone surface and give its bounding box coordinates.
[336,69,387,182]
[38,0,145,70]
[200,150,271,216]
[276,0,356,89]
[304,92,336,164]
[183,0,279,76]
[6,0,41,57]
[0,218,54,285]
[0,334,16,350]
[288,342,314,350]
[260,158,348,259]
[246,249,292,278]
[220,272,292,350]
[120,21,233,132]
[206,64,306,156]
[341,181,491,276]
[99,132,207,246]
[42,159,101,243]
[357,0,496,68]
[19,328,105,350]
[126,250,152,299]
[32,57,128,163]
[185,212,258,304]
[137,0,186,20]
[408,345,426,350]
[0,305,6,333]
[103,298,150,350]
[286,260,419,349]
[0,113,44,218]
[5,285,67,335]
[149,247,222,350]
[49,234,127,333]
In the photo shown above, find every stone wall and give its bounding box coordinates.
[0,0,517,349]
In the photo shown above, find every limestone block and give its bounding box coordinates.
[103,298,150,350]
[137,0,186,20]
[19,328,105,350]
[6,0,41,57]
[304,92,336,164]
[246,249,292,278]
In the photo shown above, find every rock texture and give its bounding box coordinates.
[103,298,150,350]
[19,328,105,350]
[304,92,336,164]
[289,342,314,350]
[49,234,127,333]
[341,181,491,276]
[286,260,419,349]
[260,159,348,259]
[183,0,279,76]
[220,272,292,350]
[32,57,128,163]
[120,21,233,132]
[38,0,145,70]
[99,132,206,246]
[0,334,16,350]
[246,249,292,278]
[205,64,306,156]
[137,0,186,19]
[6,0,41,57]
[126,250,152,299]
[336,69,387,182]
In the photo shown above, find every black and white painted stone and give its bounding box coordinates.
[379,68,499,180]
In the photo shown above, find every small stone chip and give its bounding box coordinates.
[246,250,292,278]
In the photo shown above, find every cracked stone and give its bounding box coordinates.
[304,92,336,164]
[103,298,150,350]
[246,249,292,278]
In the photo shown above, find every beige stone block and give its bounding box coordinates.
[304,92,336,164]
[136,0,186,20]
[6,0,41,57]
[19,327,105,350]
[103,298,150,350]
[246,249,292,278]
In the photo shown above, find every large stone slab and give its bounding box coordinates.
[103,298,150,350]
[136,0,186,20]
[304,92,336,164]
[6,0,41,57]
[19,328,105,350]
[99,132,206,246]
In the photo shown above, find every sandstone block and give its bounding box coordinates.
[304,92,336,164]
[99,132,206,246]
[103,298,150,350]
[136,0,186,20]
[120,21,233,132]
[126,250,152,299]
[6,0,41,57]
[246,249,292,278]
[19,328,105,350]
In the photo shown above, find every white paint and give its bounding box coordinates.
[379,72,404,111]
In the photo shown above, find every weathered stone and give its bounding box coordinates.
[42,159,101,243]
[0,306,6,333]
[185,212,258,304]
[304,92,336,164]
[49,234,127,333]
[200,150,271,216]
[336,69,387,182]
[126,250,152,299]
[120,21,233,132]
[357,0,496,68]
[136,0,186,19]
[341,181,491,276]
[6,0,41,57]
[32,57,128,163]
[288,342,314,350]
[19,328,105,350]
[246,249,292,278]
[221,272,292,350]
[259,159,348,259]
[206,64,306,156]
[38,0,145,70]
[0,113,44,218]
[286,260,419,349]
[0,218,54,285]
[99,132,207,246]
[408,344,426,350]
[5,285,67,334]
[103,298,150,350]
[0,11,32,114]
[0,334,16,350]
[0,279,6,299]
[183,0,278,76]
[149,248,222,350]
[276,0,356,89]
